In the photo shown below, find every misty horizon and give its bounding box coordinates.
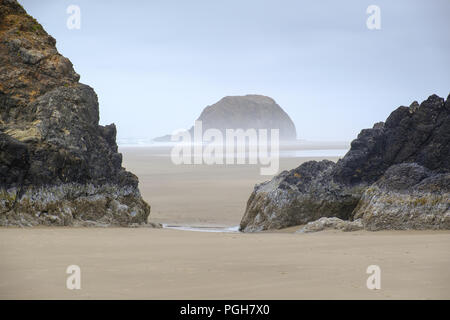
[20,0,450,142]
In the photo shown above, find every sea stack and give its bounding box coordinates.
[0,0,150,226]
[155,94,297,142]
[240,94,450,232]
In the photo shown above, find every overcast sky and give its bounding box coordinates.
[21,0,450,141]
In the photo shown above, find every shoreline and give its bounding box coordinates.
[2,224,449,235]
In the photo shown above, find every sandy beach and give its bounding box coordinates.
[1,228,449,299]
[2,0,449,304]
[1,146,449,299]
[120,145,344,227]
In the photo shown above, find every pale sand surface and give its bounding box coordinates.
[119,146,342,226]
[0,228,449,299]
[1,146,449,299]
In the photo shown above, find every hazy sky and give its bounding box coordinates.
[21,0,450,141]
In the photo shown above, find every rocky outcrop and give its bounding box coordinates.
[332,95,449,185]
[297,217,363,233]
[240,94,450,232]
[0,0,150,226]
[239,160,365,232]
[154,95,297,142]
[353,163,449,230]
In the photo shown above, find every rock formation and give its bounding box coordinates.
[240,94,450,232]
[0,0,151,226]
[353,163,449,230]
[297,217,363,233]
[239,160,365,231]
[154,95,297,142]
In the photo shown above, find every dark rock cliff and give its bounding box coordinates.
[0,0,150,226]
[240,94,450,232]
